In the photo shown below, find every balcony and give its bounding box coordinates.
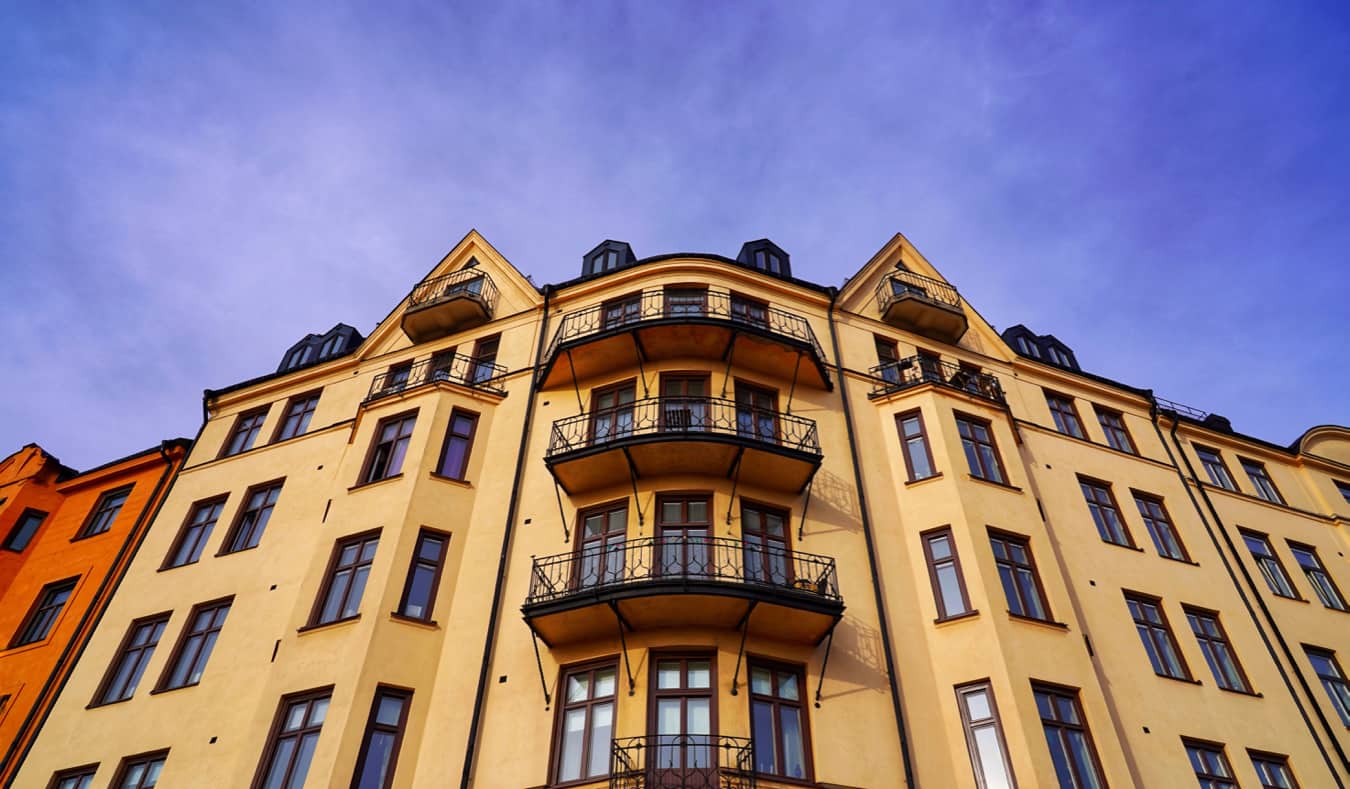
[538,289,831,391]
[869,356,1004,403]
[522,536,842,647]
[611,736,755,789]
[365,352,507,401]
[401,269,499,343]
[545,397,821,496]
[874,270,968,342]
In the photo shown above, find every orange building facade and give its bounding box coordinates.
[0,440,189,785]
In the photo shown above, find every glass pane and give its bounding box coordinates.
[584,514,604,537]
[1066,731,1102,789]
[344,566,371,618]
[607,509,625,534]
[375,694,404,726]
[286,732,320,789]
[750,667,772,695]
[558,709,585,781]
[937,564,967,615]
[309,696,329,726]
[402,565,435,618]
[972,724,1013,789]
[355,731,395,789]
[661,502,682,523]
[687,661,711,688]
[594,668,616,698]
[687,500,707,522]
[587,702,613,778]
[778,672,799,701]
[567,674,590,702]
[657,661,682,689]
[261,738,297,789]
[656,699,682,734]
[780,706,806,778]
[752,700,777,774]
[963,688,992,721]
[687,698,710,734]
[928,535,952,560]
[284,702,308,731]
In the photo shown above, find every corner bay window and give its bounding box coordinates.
[922,527,971,620]
[253,688,331,789]
[311,531,380,626]
[956,413,1006,484]
[955,681,1017,789]
[750,662,810,780]
[352,687,412,789]
[396,530,449,621]
[990,530,1051,621]
[553,662,617,784]
[362,412,416,484]
[896,410,937,481]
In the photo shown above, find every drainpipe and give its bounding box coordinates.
[460,286,552,788]
[1150,400,1349,782]
[825,288,918,788]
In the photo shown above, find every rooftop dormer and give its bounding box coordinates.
[1002,324,1081,371]
[736,239,791,278]
[277,323,363,373]
[581,240,637,278]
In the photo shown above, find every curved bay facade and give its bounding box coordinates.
[8,230,1350,789]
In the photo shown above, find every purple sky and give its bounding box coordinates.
[3,2,1347,470]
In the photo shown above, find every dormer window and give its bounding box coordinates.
[582,241,637,277]
[1016,336,1041,358]
[286,345,314,370]
[319,334,345,358]
[736,240,792,278]
[1047,346,1072,367]
[753,248,782,274]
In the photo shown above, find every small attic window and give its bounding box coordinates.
[582,241,636,277]
[319,334,345,358]
[1016,336,1041,358]
[589,249,620,275]
[285,345,314,370]
[736,240,791,278]
[463,257,479,269]
[894,260,910,272]
[1047,346,1072,367]
[751,249,783,275]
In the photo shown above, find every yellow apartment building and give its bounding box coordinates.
[11,230,1349,789]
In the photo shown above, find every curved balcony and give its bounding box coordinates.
[611,735,755,789]
[874,270,968,342]
[538,289,831,391]
[545,397,821,496]
[869,356,1004,403]
[523,536,843,647]
[402,269,499,343]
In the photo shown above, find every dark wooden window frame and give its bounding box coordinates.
[1182,605,1253,694]
[161,495,229,569]
[46,763,100,789]
[221,406,271,458]
[746,656,814,782]
[1304,644,1350,726]
[1122,590,1193,681]
[988,528,1054,623]
[1182,737,1238,788]
[921,526,973,621]
[1194,444,1238,491]
[90,611,172,707]
[154,596,233,692]
[1093,405,1136,454]
[359,410,419,485]
[1286,540,1347,611]
[1239,527,1303,600]
[110,749,170,789]
[548,656,621,787]
[271,390,322,443]
[470,334,502,383]
[896,409,939,482]
[1239,456,1287,505]
[1129,490,1190,562]
[1044,390,1086,439]
[218,479,285,555]
[250,685,334,789]
[954,679,1018,789]
[10,575,79,648]
[1030,681,1109,789]
[394,528,451,623]
[1335,480,1350,506]
[435,408,480,481]
[1078,475,1138,549]
[75,484,135,540]
[955,411,1009,485]
[307,529,382,628]
[4,507,49,552]
[663,285,709,317]
[588,379,638,444]
[350,684,414,789]
[647,651,719,779]
[1248,749,1301,789]
[740,499,794,588]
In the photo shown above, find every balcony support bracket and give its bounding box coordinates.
[798,476,815,542]
[609,601,637,696]
[729,601,758,696]
[566,348,584,412]
[785,351,803,414]
[630,334,650,397]
[725,447,746,525]
[553,480,570,542]
[814,620,840,709]
[530,626,552,709]
[719,330,740,399]
[621,447,643,526]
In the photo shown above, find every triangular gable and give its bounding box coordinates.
[837,232,1016,361]
[356,229,544,361]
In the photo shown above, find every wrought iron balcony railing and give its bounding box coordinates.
[611,735,755,789]
[547,396,820,459]
[869,356,1004,403]
[365,352,507,401]
[407,268,500,314]
[874,269,961,313]
[545,288,825,363]
[525,536,841,607]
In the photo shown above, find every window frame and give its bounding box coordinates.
[221,406,270,458]
[1248,749,1300,789]
[954,679,1018,789]
[1286,541,1347,611]
[218,479,284,555]
[1183,738,1237,788]
[1123,591,1192,681]
[1239,528,1302,600]
[747,657,814,782]
[154,596,232,692]
[359,410,418,485]
[955,411,1009,485]
[110,749,169,789]
[1239,456,1286,505]
[1093,406,1136,454]
[1045,391,1086,439]
[308,529,381,627]
[1130,491,1190,562]
[1031,681,1108,789]
[921,526,973,621]
[47,764,100,789]
[1304,645,1350,726]
[250,686,334,789]
[394,528,450,623]
[1335,480,1350,507]
[1078,476,1137,549]
[10,576,79,648]
[161,495,228,569]
[4,507,49,552]
[1182,605,1252,694]
[272,391,321,443]
[1194,444,1237,491]
[896,409,938,482]
[549,657,621,786]
[350,685,413,789]
[646,651,719,781]
[470,334,501,383]
[91,611,172,707]
[435,408,480,481]
[989,528,1054,623]
[76,485,135,540]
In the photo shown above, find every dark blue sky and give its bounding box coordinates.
[2,2,1347,469]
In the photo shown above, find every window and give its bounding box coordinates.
[112,750,168,789]
[1016,335,1041,359]
[1195,446,1236,491]
[273,393,320,442]
[1079,478,1135,548]
[576,501,627,590]
[735,383,780,444]
[361,412,417,484]
[730,294,769,328]
[656,495,712,578]
[49,765,98,789]
[396,530,449,621]
[252,688,331,789]
[435,410,479,480]
[470,334,500,383]
[11,577,78,647]
[661,373,710,432]
[742,502,791,586]
[1045,392,1085,439]
[1336,480,1350,506]
[1305,646,1350,726]
[955,681,1017,789]
[1184,740,1236,789]
[1240,530,1299,599]
[956,413,1007,484]
[221,481,283,554]
[650,654,715,780]
[157,598,231,690]
[311,531,380,626]
[1094,407,1135,454]
[94,613,170,705]
[164,497,227,568]
[922,527,972,620]
[1249,751,1300,789]
[749,661,811,780]
[896,410,937,481]
[1046,346,1072,367]
[1183,607,1251,693]
[590,382,637,444]
[285,344,313,370]
[1132,493,1189,561]
[1287,542,1347,611]
[78,486,133,538]
[553,662,617,784]
[875,336,901,384]
[4,508,48,551]
[990,530,1051,621]
[664,287,707,317]
[382,362,413,394]
[318,334,345,358]
[352,686,412,789]
[602,294,642,330]
[222,407,269,457]
[1240,458,1286,504]
[1032,683,1106,789]
[1124,593,1190,680]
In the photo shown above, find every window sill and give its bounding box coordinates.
[297,614,361,634]
[149,681,200,696]
[1217,686,1263,698]
[1102,541,1145,554]
[389,612,440,629]
[1271,594,1310,605]
[348,474,404,493]
[1157,554,1201,567]
[1154,674,1202,687]
[156,560,201,573]
[86,696,133,710]
[428,472,473,488]
[215,544,259,558]
[750,773,816,787]
[70,530,111,543]
[1007,611,1069,631]
[965,475,1023,493]
[905,473,944,488]
[934,610,979,626]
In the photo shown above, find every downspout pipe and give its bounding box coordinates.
[826,288,918,788]
[460,285,552,788]
[1150,400,1349,781]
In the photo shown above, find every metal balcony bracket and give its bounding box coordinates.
[719,331,739,399]
[785,352,803,414]
[530,627,552,709]
[609,601,638,696]
[798,476,815,542]
[621,448,644,526]
[814,620,840,708]
[633,339,650,397]
[729,601,758,696]
[725,447,746,525]
[566,348,584,411]
[553,480,571,542]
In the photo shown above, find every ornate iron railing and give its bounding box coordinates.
[365,352,507,400]
[611,735,756,789]
[546,397,820,459]
[525,536,841,607]
[1154,396,1209,421]
[407,268,499,315]
[545,289,825,364]
[874,269,961,313]
[869,356,1004,403]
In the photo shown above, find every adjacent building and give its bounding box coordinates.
[10,230,1350,788]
